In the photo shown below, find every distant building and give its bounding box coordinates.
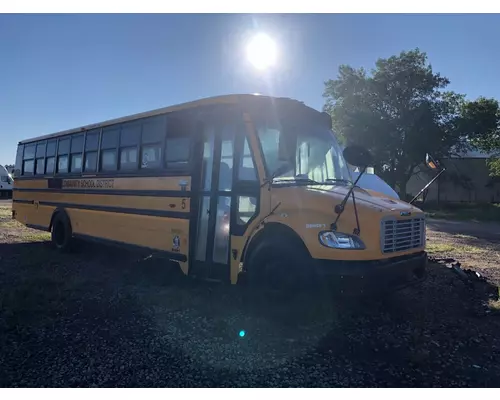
[407,150,500,204]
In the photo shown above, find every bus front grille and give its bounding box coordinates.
[381,217,425,254]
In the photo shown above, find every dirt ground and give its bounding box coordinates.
[1,201,500,387]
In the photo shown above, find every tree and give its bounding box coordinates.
[2,164,14,175]
[463,97,500,177]
[323,48,499,198]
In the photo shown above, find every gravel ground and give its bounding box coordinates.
[426,218,500,284]
[1,203,500,387]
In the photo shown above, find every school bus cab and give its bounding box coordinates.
[12,94,427,295]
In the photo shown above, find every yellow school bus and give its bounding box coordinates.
[12,94,427,294]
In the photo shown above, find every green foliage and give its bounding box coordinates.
[465,97,500,152]
[323,48,500,196]
[465,97,500,177]
[486,157,500,177]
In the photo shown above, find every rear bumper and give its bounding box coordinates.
[314,251,427,296]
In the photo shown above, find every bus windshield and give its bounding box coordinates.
[256,120,352,185]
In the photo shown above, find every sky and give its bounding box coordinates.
[1,13,500,164]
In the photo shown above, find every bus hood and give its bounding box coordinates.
[306,184,419,212]
[273,183,422,215]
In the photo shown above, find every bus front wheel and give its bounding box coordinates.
[246,238,314,292]
[51,212,73,252]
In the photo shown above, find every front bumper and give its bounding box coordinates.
[314,251,427,296]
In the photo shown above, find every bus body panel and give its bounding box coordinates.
[13,175,192,267]
[67,208,190,259]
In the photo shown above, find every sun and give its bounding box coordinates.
[246,33,277,71]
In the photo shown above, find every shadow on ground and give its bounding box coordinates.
[0,241,499,387]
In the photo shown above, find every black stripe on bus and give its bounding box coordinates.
[13,199,190,219]
[13,188,191,197]
[13,199,34,204]
[13,169,193,181]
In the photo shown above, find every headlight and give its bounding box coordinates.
[318,231,365,249]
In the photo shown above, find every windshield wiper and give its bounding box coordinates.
[323,178,352,186]
[261,164,293,188]
[273,177,322,186]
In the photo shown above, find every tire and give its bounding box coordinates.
[51,212,73,252]
[245,237,316,293]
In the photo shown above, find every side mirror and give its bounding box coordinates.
[343,145,373,168]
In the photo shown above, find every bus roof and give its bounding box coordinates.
[18,94,316,145]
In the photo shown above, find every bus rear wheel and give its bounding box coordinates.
[51,212,73,252]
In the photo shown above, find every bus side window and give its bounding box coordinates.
[119,123,140,171]
[35,141,46,175]
[15,144,24,177]
[140,116,165,169]
[166,137,190,167]
[57,137,70,174]
[100,127,119,172]
[45,140,57,175]
[84,130,99,173]
[70,134,84,173]
[22,143,36,176]
[165,115,191,169]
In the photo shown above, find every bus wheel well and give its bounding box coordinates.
[242,222,311,272]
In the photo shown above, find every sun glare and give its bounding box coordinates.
[246,33,277,71]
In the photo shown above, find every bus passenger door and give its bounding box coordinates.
[190,117,240,282]
[228,131,262,284]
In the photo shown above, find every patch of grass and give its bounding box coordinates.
[0,219,17,228]
[0,205,50,242]
[426,242,485,254]
[426,243,455,253]
[0,205,10,216]
[457,245,486,254]
[423,203,500,222]
[488,299,500,314]
[0,206,14,229]
[453,233,476,240]
[0,205,11,220]
[24,232,51,242]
